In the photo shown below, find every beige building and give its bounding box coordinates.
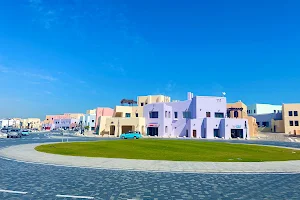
[98,95,171,136]
[281,104,300,135]
[21,118,41,130]
[86,109,96,115]
[227,101,258,138]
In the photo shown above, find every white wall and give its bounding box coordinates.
[248,104,282,115]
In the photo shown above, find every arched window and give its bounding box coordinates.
[227,111,231,118]
[165,126,168,133]
[165,111,167,118]
[234,111,239,118]
[168,111,171,118]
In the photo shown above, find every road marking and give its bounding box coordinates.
[56,194,94,199]
[0,189,28,194]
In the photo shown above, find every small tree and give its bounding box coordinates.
[84,125,90,130]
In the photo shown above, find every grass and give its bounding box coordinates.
[35,139,300,162]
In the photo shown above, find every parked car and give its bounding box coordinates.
[21,129,30,136]
[7,129,22,138]
[120,131,142,139]
[1,128,8,133]
[0,133,8,138]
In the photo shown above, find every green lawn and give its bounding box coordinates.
[35,139,300,162]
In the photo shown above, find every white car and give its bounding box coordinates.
[0,133,8,138]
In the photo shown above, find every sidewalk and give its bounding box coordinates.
[0,143,300,173]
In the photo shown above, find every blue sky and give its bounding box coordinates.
[0,0,300,119]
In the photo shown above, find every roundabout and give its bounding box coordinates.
[1,139,300,173]
[1,135,300,199]
[35,139,300,162]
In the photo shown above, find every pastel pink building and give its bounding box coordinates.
[95,107,114,131]
[43,113,84,130]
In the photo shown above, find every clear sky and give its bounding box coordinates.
[0,0,300,119]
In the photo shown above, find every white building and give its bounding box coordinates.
[247,104,282,115]
[80,114,96,131]
[0,118,20,129]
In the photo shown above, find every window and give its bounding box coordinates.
[227,111,231,118]
[294,111,298,116]
[141,103,144,106]
[135,113,138,117]
[165,126,168,133]
[295,121,299,126]
[234,111,239,118]
[254,110,256,114]
[206,112,211,117]
[289,111,293,116]
[183,111,191,119]
[125,113,131,118]
[149,111,158,118]
[274,110,276,113]
[92,120,94,123]
[262,122,269,127]
[165,111,168,118]
[290,121,294,126]
[174,112,178,119]
[214,112,224,118]
[168,111,171,118]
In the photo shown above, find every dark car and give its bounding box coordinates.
[7,129,22,138]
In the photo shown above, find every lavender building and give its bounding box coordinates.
[143,92,249,139]
[53,118,79,130]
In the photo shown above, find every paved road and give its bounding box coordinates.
[0,133,300,199]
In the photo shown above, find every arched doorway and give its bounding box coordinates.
[110,125,115,136]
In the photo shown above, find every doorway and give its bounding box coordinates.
[231,129,243,138]
[193,130,197,138]
[274,125,276,133]
[147,127,158,136]
[122,126,133,134]
[214,129,220,138]
[110,125,115,135]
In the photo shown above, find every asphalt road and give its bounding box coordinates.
[0,133,300,200]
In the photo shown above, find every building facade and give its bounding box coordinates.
[43,113,84,130]
[53,118,79,130]
[227,101,258,137]
[281,104,300,135]
[21,118,41,130]
[247,104,282,115]
[80,114,96,131]
[97,95,170,136]
[0,118,19,129]
[143,93,250,139]
[95,107,114,132]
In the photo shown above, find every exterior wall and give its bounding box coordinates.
[248,104,282,115]
[86,109,96,115]
[98,117,145,136]
[282,104,300,135]
[95,107,114,131]
[96,95,170,136]
[227,101,258,137]
[143,94,250,139]
[53,118,79,130]
[80,114,96,131]
[227,102,247,118]
[271,119,285,133]
[254,113,282,132]
[138,95,171,107]
[21,118,41,130]
[0,119,16,128]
